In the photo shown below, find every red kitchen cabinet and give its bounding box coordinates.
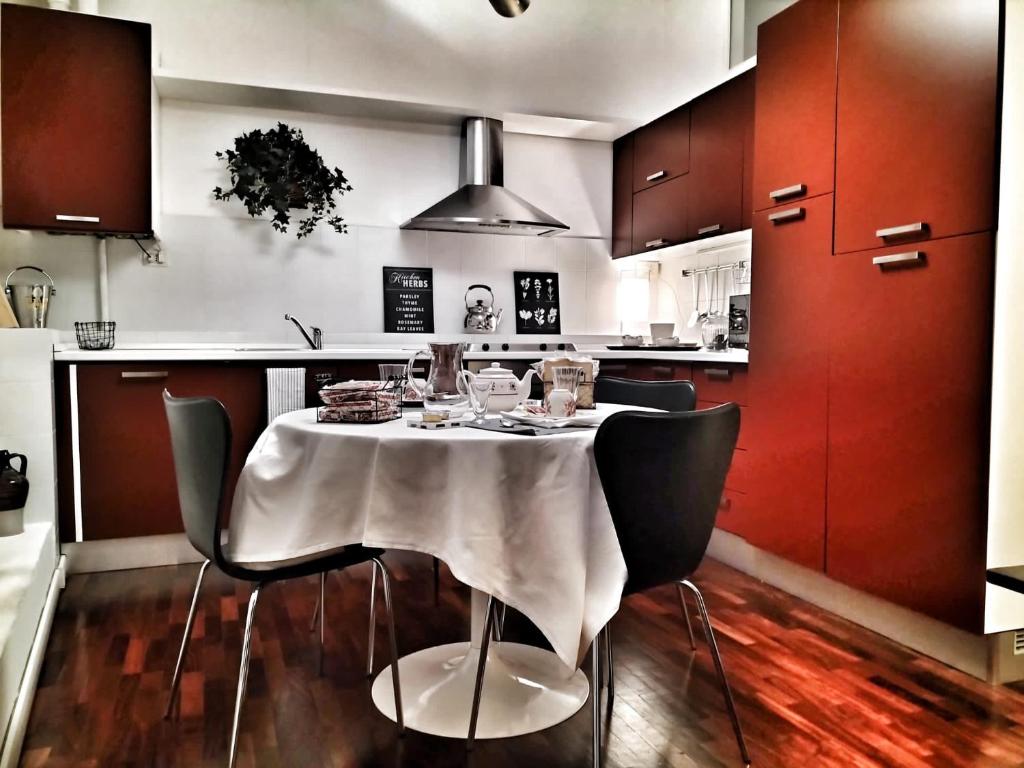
[716,489,752,538]
[632,173,689,254]
[725,447,751,494]
[1,4,152,235]
[688,70,753,240]
[741,84,755,232]
[744,195,833,571]
[612,135,635,259]
[834,0,1000,254]
[692,363,749,406]
[752,0,838,212]
[74,364,264,540]
[632,106,690,192]
[825,232,993,631]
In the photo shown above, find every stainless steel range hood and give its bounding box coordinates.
[401,117,569,236]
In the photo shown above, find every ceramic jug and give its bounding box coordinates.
[0,450,28,537]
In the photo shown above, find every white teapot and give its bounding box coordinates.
[461,363,537,414]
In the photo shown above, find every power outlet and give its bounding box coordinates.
[138,237,167,266]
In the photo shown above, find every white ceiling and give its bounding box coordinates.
[100,0,735,135]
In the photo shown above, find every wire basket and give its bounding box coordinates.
[74,321,116,351]
[317,379,404,424]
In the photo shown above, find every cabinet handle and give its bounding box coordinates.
[876,222,927,239]
[872,251,925,268]
[768,207,805,224]
[645,170,667,182]
[645,238,668,249]
[121,371,169,380]
[704,367,731,381]
[697,224,722,236]
[56,214,100,223]
[768,183,806,201]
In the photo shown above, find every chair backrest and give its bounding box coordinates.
[163,391,231,566]
[594,403,740,596]
[595,376,697,412]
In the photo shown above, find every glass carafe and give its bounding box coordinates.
[406,343,470,416]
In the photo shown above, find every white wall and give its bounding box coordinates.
[985,0,1024,632]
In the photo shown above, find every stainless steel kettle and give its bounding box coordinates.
[464,284,503,334]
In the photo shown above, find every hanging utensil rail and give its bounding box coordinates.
[681,260,747,277]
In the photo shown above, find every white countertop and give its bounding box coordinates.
[52,342,748,365]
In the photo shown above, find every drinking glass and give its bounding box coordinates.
[468,377,492,423]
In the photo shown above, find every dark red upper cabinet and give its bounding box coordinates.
[1,5,152,235]
[612,135,635,259]
[834,0,1000,254]
[632,106,690,192]
[632,173,689,254]
[744,195,833,571]
[688,71,753,240]
[752,0,838,212]
[825,232,994,632]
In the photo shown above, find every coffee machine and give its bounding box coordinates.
[728,294,750,349]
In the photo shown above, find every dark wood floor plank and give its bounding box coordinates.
[18,554,1024,767]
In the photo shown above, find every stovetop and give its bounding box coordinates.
[465,342,578,354]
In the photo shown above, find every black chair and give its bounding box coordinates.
[162,391,403,768]
[593,376,700,666]
[592,403,749,767]
[595,375,697,413]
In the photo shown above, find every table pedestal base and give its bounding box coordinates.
[370,641,590,739]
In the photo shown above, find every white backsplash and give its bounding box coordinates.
[0,217,622,340]
[644,232,753,343]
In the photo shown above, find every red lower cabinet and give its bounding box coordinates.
[716,488,751,538]
[74,364,265,540]
[825,232,993,631]
[743,195,832,571]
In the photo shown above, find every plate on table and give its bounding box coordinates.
[499,407,604,429]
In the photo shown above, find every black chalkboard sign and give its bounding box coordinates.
[513,271,561,334]
[383,266,434,333]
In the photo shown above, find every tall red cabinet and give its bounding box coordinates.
[746,196,833,571]
[752,0,839,211]
[833,0,1001,254]
[825,234,993,630]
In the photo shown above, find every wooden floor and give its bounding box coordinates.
[19,553,1024,768]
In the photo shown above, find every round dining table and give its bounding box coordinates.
[227,404,634,739]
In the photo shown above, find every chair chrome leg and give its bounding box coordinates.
[675,582,697,650]
[228,583,262,768]
[373,557,405,735]
[679,580,751,767]
[467,596,497,750]
[165,559,210,719]
[603,625,615,704]
[592,633,602,768]
[318,571,326,676]
[309,575,321,633]
[366,560,378,677]
[492,601,507,642]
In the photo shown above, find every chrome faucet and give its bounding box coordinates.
[284,314,323,350]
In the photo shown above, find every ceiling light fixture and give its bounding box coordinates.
[488,0,530,18]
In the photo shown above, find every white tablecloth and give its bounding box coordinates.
[228,406,633,671]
